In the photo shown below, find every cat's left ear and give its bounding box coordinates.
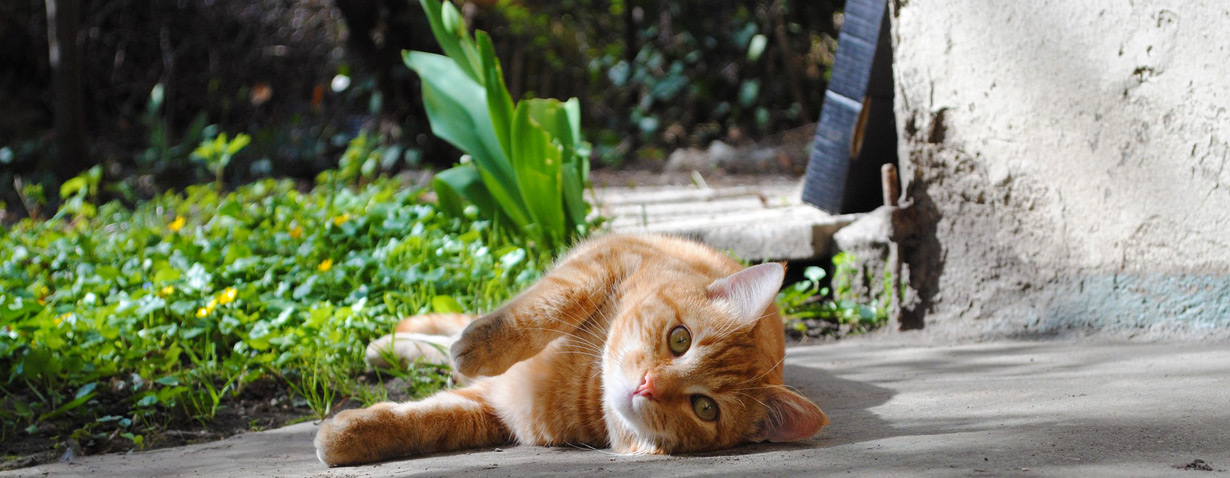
[752,388,829,442]
[707,262,785,325]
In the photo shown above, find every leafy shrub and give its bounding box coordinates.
[0,167,549,447]
[406,0,591,250]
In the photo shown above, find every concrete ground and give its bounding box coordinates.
[6,339,1228,477]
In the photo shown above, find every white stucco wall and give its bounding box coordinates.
[890,0,1230,336]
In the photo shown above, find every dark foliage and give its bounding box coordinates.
[0,0,840,219]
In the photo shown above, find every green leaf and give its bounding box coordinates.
[418,0,482,83]
[511,101,565,246]
[60,177,87,199]
[563,98,583,149]
[75,382,98,399]
[430,295,464,314]
[155,376,180,386]
[226,133,251,156]
[403,50,531,233]
[561,166,588,230]
[39,390,96,421]
[433,165,495,219]
[218,198,242,218]
[478,31,515,160]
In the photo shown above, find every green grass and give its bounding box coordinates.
[0,173,550,452]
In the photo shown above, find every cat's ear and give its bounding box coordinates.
[707,262,785,324]
[752,388,829,442]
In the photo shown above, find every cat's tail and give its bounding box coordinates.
[364,313,474,370]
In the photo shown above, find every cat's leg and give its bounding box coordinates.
[365,313,474,369]
[364,332,457,368]
[393,313,473,336]
[314,381,509,466]
[451,235,656,377]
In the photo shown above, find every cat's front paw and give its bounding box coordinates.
[314,408,387,467]
[451,312,524,378]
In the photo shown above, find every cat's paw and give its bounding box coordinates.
[450,312,524,378]
[314,408,387,467]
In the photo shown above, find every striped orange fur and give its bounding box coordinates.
[315,234,828,466]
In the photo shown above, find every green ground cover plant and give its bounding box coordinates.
[0,167,550,457]
[776,256,891,337]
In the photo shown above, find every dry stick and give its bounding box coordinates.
[881,163,904,331]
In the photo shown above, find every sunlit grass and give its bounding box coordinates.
[0,174,550,450]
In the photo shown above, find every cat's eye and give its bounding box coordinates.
[691,395,719,421]
[668,325,691,355]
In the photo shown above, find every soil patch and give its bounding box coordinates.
[0,378,311,472]
[0,371,443,472]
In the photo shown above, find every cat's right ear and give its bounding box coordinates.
[707,262,786,325]
[752,388,829,442]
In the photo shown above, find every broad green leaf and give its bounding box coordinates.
[419,0,482,83]
[563,98,583,147]
[478,31,514,160]
[561,166,588,230]
[511,102,565,247]
[433,165,496,219]
[403,50,532,233]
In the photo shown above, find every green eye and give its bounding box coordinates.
[668,325,691,355]
[691,395,719,421]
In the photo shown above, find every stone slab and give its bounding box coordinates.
[591,182,859,261]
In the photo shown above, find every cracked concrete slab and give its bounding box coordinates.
[6,339,1228,477]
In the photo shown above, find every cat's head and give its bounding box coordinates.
[602,263,829,454]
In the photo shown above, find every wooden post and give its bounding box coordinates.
[881,163,899,207]
[881,163,905,331]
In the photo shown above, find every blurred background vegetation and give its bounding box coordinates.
[1,0,841,219]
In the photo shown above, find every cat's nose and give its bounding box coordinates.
[633,373,658,400]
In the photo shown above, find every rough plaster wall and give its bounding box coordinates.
[890,0,1230,337]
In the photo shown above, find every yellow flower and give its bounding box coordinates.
[196,307,210,318]
[289,225,303,239]
[331,213,350,226]
[217,287,237,305]
[169,215,186,232]
[158,285,175,297]
[54,313,71,326]
[317,258,333,272]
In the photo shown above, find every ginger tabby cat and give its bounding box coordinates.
[314,234,829,466]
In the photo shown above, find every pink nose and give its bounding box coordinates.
[633,373,657,400]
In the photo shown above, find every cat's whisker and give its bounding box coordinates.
[732,391,770,410]
[568,442,621,456]
[521,326,605,355]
